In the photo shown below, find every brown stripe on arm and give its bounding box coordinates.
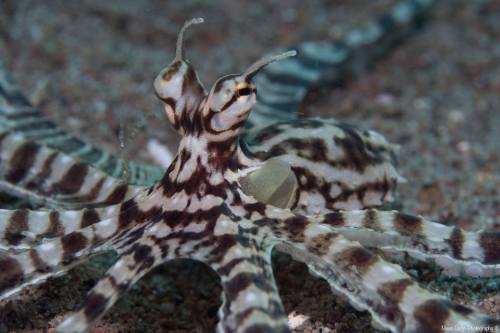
[25,151,58,190]
[29,249,51,273]
[446,227,464,260]
[279,215,308,242]
[61,176,107,204]
[80,209,101,228]
[322,211,345,227]
[394,212,423,236]
[81,177,106,202]
[306,232,340,256]
[43,210,64,237]
[376,278,414,329]
[335,245,379,275]
[61,232,89,263]
[213,241,290,333]
[53,163,88,195]
[0,255,25,293]
[479,231,500,264]
[378,278,413,304]
[5,209,29,245]
[362,209,378,228]
[413,299,452,333]
[104,183,129,204]
[5,141,40,183]
[82,292,109,323]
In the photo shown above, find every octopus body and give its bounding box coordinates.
[0,3,499,333]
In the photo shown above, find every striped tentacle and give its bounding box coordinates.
[0,130,142,208]
[208,234,289,333]
[0,189,163,301]
[318,209,500,278]
[0,63,164,187]
[54,221,285,333]
[247,0,434,127]
[0,217,123,301]
[253,207,498,333]
[55,235,162,333]
[244,118,403,214]
[0,203,126,251]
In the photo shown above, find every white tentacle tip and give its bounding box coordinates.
[190,17,204,24]
[284,49,297,57]
[242,49,298,80]
[181,18,204,32]
[175,18,205,60]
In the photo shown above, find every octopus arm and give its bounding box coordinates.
[254,210,499,333]
[0,203,127,250]
[208,237,289,333]
[0,63,164,188]
[54,226,289,333]
[0,130,142,209]
[247,0,434,127]
[55,236,162,333]
[0,205,150,301]
[315,209,500,278]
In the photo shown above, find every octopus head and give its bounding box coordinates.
[154,18,295,140]
[202,50,295,138]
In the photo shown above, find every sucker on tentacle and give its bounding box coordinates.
[1,2,499,333]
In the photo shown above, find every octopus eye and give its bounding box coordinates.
[236,87,253,97]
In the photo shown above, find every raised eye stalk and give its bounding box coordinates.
[175,17,205,61]
[242,50,297,81]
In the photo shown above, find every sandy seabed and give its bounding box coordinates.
[0,0,499,332]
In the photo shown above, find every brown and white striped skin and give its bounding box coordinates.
[0,0,425,210]
[0,18,499,333]
[0,129,142,209]
[0,62,165,189]
[0,68,144,208]
[246,197,499,333]
[243,118,402,214]
[247,0,434,127]
[0,182,162,251]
